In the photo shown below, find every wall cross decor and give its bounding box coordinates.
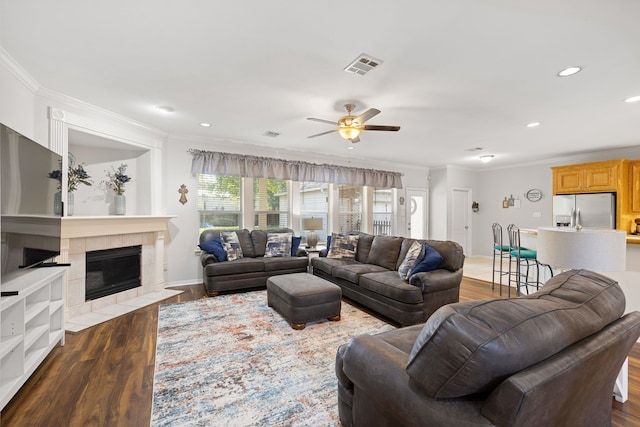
[178,184,189,205]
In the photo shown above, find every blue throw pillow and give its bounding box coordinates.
[291,235,302,256]
[199,237,227,262]
[410,243,443,276]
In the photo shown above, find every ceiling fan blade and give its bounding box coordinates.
[307,117,337,125]
[363,125,401,132]
[307,129,337,138]
[354,108,381,124]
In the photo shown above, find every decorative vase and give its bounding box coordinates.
[114,194,126,215]
[54,192,62,215]
[67,192,74,216]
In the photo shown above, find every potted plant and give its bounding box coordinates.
[48,152,92,215]
[102,164,132,215]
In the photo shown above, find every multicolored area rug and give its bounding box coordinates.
[151,290,395,426]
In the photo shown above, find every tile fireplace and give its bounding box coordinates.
[60,215,174,322]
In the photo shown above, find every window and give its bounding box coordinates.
[197,174,242,232]
[253,178,288,230]
[372,187,393,235]
[338,185,362,233]
[299,182,329,243]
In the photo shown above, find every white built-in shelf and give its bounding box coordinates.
[0,266,67,410]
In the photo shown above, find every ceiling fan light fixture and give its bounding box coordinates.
[338,126,362,141]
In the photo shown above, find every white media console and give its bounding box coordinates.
[0,266,67,410]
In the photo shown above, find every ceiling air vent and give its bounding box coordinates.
[263,131,280,138]
[344,54,383,76]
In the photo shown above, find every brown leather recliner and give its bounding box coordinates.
[336,269,640,426]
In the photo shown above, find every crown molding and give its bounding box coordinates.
[36,86,167,138]
[0,47,40,92]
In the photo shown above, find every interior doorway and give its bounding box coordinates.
[406,188,428,239]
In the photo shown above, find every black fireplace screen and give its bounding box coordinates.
[85,245,141,301]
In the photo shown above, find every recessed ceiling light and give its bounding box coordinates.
[200,122,211,127]
[624,95,640,103]
[557,66,582,77]
[156,105,175,113]
[347,146,355,150]
[526,122,540,128]
[479,155,494,163]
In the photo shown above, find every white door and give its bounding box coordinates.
[451,188,471,255]
[407,188,428,239]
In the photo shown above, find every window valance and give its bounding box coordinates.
[189,149,403,189]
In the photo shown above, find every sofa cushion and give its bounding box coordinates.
[405,269,626,399]
[199,237,227,262]
[264,232,293,258]
[204,257,265,276]
[333,263,389,284]
[366,236,403,270]
[359,271,424,304]
[328,233,360,259]
[355,233,375,263]
[262,256,309,272]
[398,240,422,280]
[409,243,443,276]
[311,257,357,276]
[220,231,244,261]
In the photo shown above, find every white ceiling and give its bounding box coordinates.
[1,0,639,169]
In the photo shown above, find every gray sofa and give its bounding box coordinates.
[336,269,640,426]
[199,228,308,296]
[311,233,464,326]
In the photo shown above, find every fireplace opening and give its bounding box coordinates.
[85,245,141,301]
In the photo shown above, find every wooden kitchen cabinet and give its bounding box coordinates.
[552,160,622,194]
[631,161,640,212]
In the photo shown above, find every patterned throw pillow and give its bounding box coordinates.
[220,231,244,261]
[398,240,422,280]
[264,232,293,258]
[327,233,359,259]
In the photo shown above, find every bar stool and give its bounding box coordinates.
[491,223,510,296]
[507,224,554,296]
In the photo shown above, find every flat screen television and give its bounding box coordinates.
[1,123,63,282]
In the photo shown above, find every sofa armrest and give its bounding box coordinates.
[200,252,220,266]
[339,334,416,413]
[410,268,463,293]
[295,248,309,257]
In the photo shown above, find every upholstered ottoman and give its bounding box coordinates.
[267,273,342,330]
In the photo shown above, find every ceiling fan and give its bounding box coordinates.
[307,103,400,143]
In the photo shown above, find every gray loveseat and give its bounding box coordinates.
[199,228,308,296]
[311,233,464,326]
[336,269,640,426]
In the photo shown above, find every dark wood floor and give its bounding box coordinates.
[2,278,640,426]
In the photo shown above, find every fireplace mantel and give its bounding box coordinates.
[62,215,175,239]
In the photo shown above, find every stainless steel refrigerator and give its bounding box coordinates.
[552,193,616,229]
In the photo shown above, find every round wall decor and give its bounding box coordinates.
[526,189,543,202]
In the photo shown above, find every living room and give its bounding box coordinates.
[2,1,640,425]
